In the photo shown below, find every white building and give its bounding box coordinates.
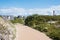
[48,21,57,24]
[1,15,14,20]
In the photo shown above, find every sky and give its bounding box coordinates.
[0,0,60,16]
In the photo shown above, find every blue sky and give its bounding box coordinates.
[0,0,60,8]
[0,0,60,16]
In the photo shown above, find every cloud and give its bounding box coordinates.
[0,5,60,16]
[0,8,26,16]
[28,5,60,15]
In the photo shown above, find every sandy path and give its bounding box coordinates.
[15,23,52,40]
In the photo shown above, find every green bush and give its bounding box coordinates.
[25,14,60,40]
[11,17,25,24]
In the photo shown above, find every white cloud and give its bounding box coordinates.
[0,5,60,16]
[0,8,26,16]
[28,5,60,15]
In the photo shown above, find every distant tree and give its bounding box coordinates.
[11,16,25,24]
[25,14,46,27]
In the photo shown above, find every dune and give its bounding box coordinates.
[15,23,52,40]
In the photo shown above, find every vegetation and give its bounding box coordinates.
[25,14,60,40]
[11,16,25,24]
[10,14,60,40]
[0,17,16,40]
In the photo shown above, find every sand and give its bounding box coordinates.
[15,23,52,40]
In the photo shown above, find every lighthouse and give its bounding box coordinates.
[53,10,55,16]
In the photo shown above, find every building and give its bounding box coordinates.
[47,21,57,24]
[0,15,14,20]
[53,10,56,16]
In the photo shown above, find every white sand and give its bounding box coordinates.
[15,23,52,40]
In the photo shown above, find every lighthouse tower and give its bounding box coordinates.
[53,10,55,16]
